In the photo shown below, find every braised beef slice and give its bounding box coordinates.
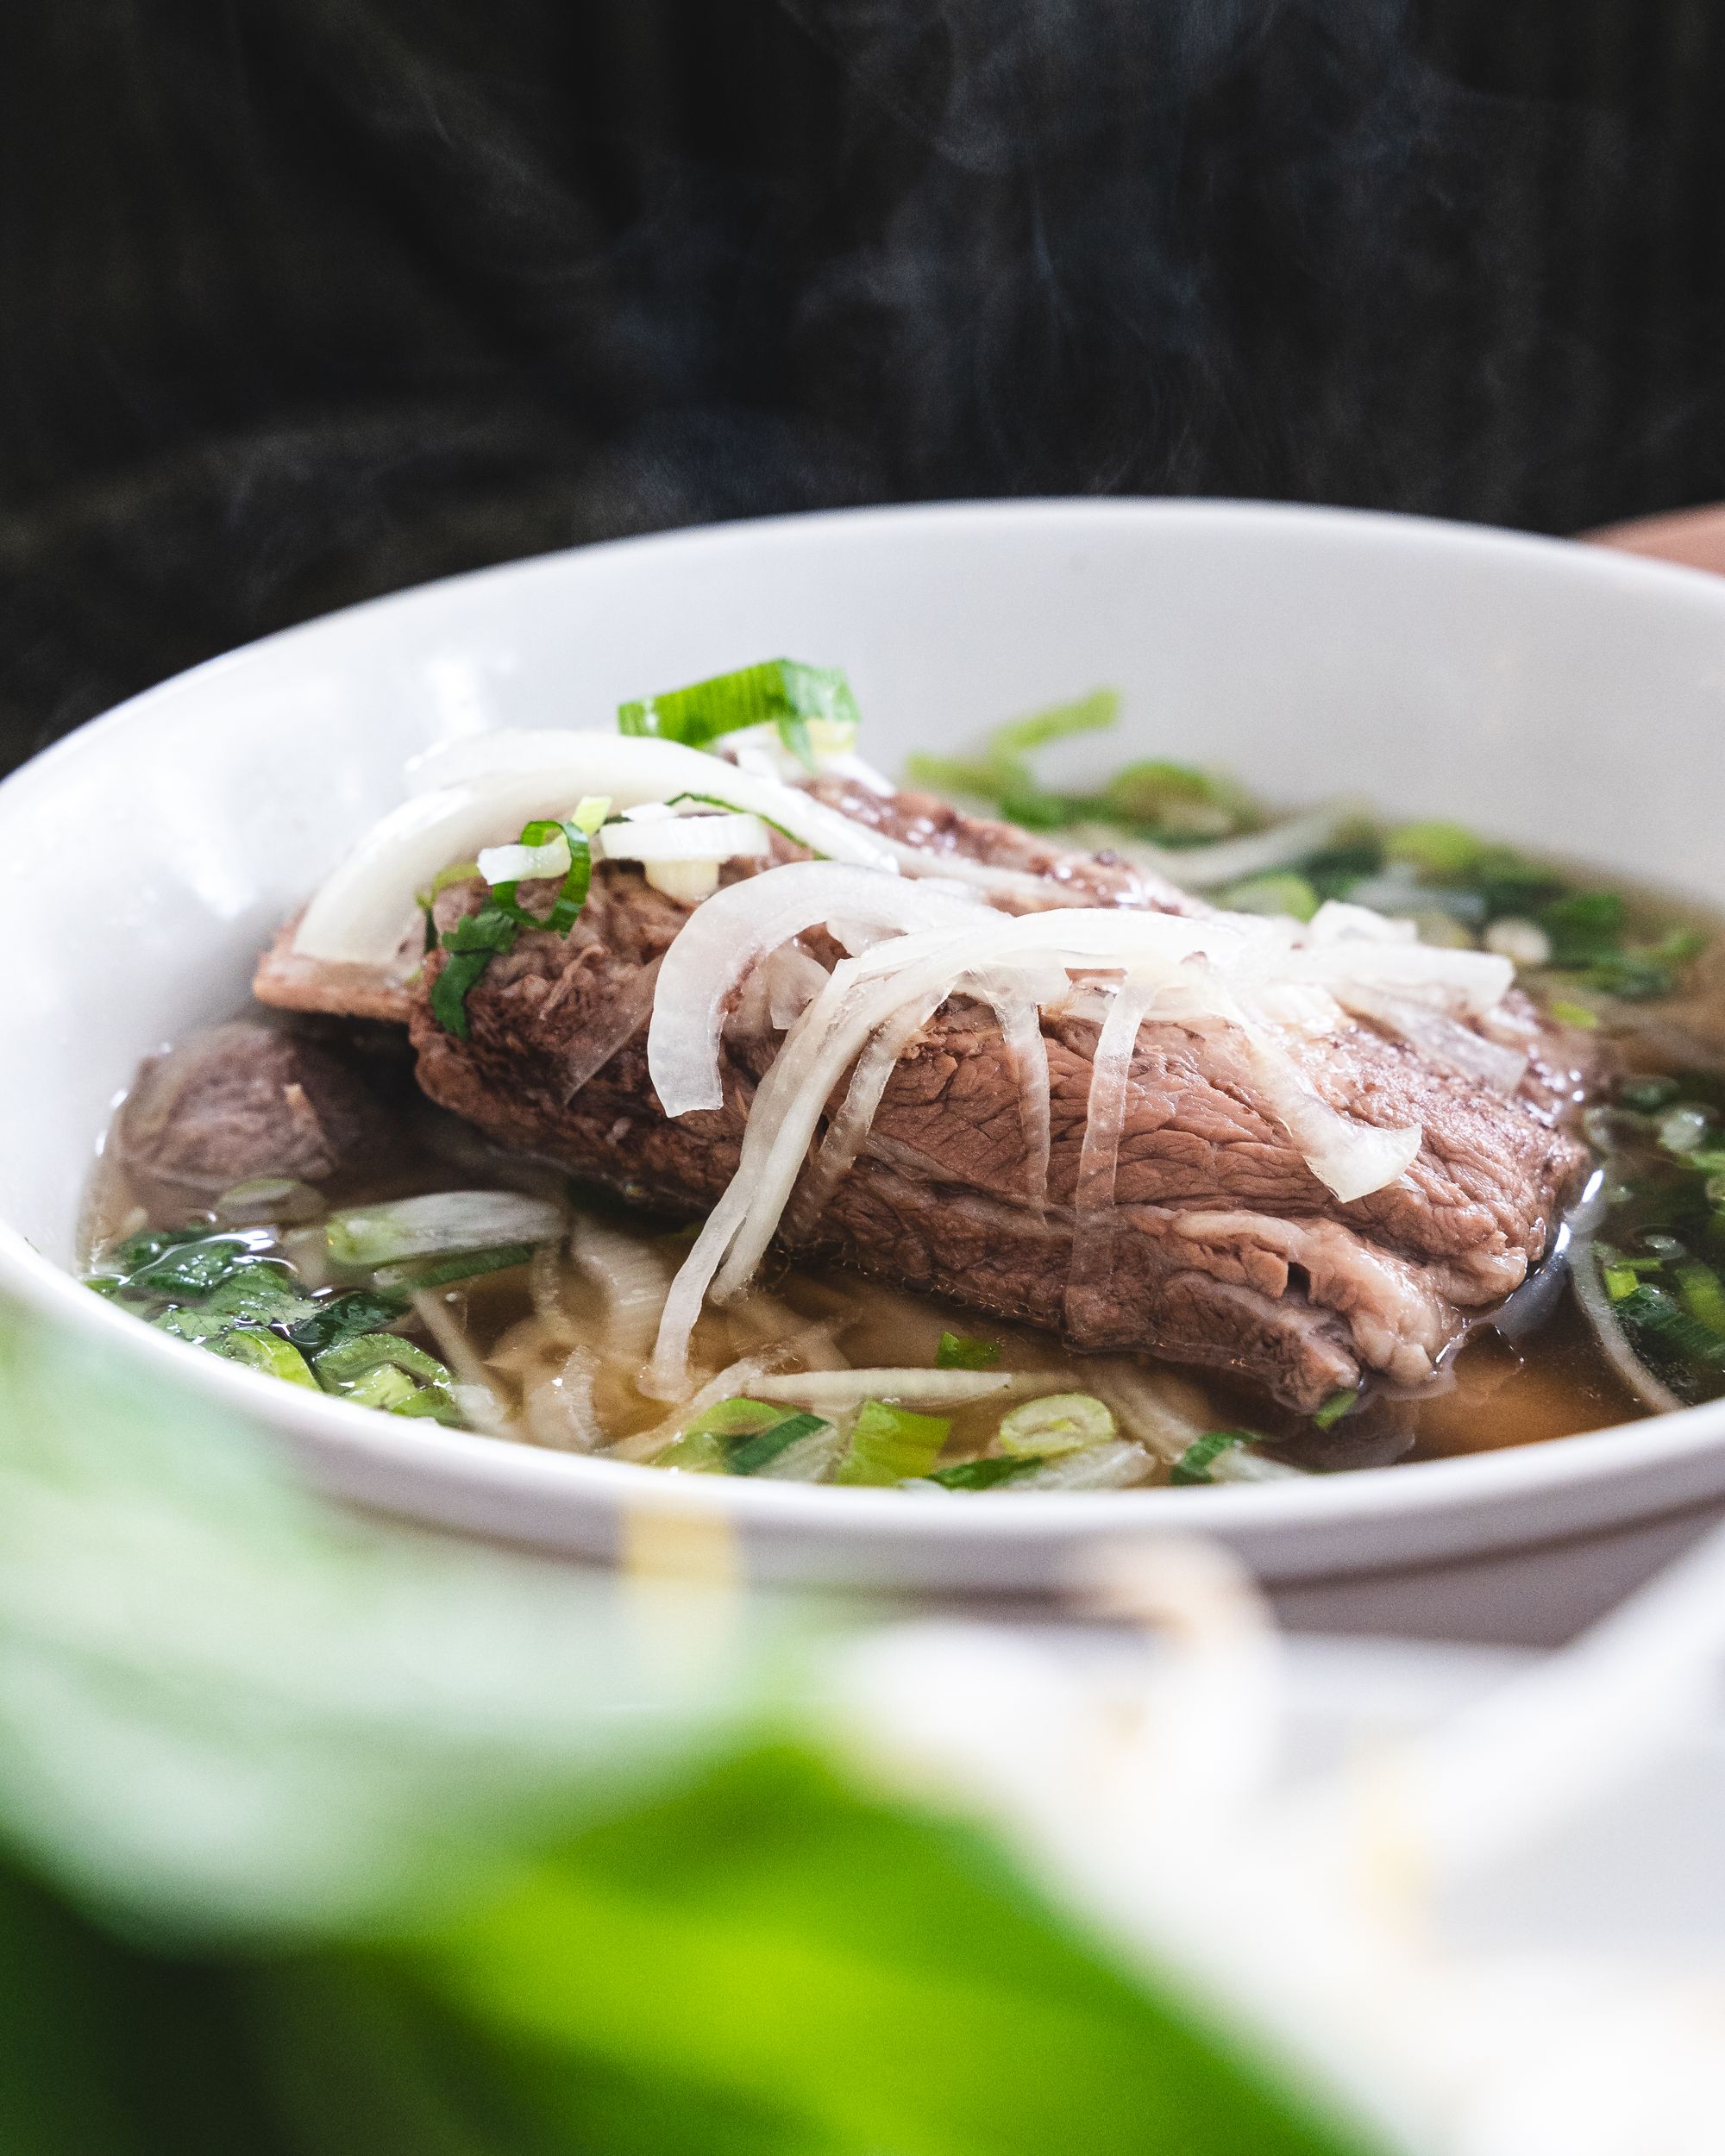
[119,1020,395,1199]
[254,798,1593,1413]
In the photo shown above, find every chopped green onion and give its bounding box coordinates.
[1603,1263,1641,1303]
[1675,1262,1725,1335]
[215,1329,320,1389]
[313,1334,459,1420]
[655,1397,824,1476]
[654,1429,728,1473]
[430,808,604,1038]
[996,1394,1115,1457]
[1540,888,1628,958]
[1612,1285,1725,1370]
[727,1413,830,1477]
[374,1243,537,1291]
[618,659,860,769]
[1383,821,1482,881]
[1313,1388,1358,1429]
[1170,1431,1258,1486]
[682,1397,787,1439]
[989,688,1120,756]
[1099,759,1255,840]
[1657,1106,1713,1156]
[836,1401,950,1487]
[1219,872,1320,922]
[430,903,518,1038]
[935,1332,1000,1371]
[1548,998,1599,1030]
[926,1455,1049,1491]
[325,1192,565,1270]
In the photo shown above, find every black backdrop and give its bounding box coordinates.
[3,0,1722,770]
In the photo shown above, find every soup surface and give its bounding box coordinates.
[78,680,1725,1491]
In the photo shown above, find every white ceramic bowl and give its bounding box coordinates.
[6,498,1725,1592]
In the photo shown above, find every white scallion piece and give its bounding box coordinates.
[1005,1439,1156,1490]
[597,812,772,866]
[997,1393,1116,1455]
[477,832,574,886]
[324,1190,566,1269]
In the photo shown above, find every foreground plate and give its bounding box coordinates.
[5,498,1725,1590]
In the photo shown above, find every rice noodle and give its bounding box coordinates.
[1088,1361,1214,1466]
[568,1215,674,1366]
[296,732,898,967]
[743,1367,1019,1408]
[607,1355,775,1463]
[527,1242,582,1347]
[410,1288,514,1437]
[520,1344,600,1451]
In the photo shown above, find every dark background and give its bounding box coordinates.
[3,0,1721,772]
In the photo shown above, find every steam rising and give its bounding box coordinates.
[0,2,1709,767]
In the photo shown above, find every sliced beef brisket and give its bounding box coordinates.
[254,793,1592,1413]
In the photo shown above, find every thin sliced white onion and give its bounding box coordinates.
[1065,968,1167,1332]
[766,943,831,1031]
[1120,799,1367,891]
[785,977,955,1238]
[870,833,1106,907]
[1307,899,1419,946]
[646,930,989,1394]
[296,733,897,966]
[598,813,770,865]
[1338,983,1530,1094]
[822,750,897,795]
[606,1355,775,1463]
[1006,1438,1157,1490]
[647,862,980,1119]
[1291,939,1514,1018]
[743,1368,1017,1407]
[974,966,1054,1215]
[647,895,1462,1385]
[1233,1018,1423,1203]
[556,953,662,1101]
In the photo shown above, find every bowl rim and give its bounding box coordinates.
[8,492,1725,1557]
